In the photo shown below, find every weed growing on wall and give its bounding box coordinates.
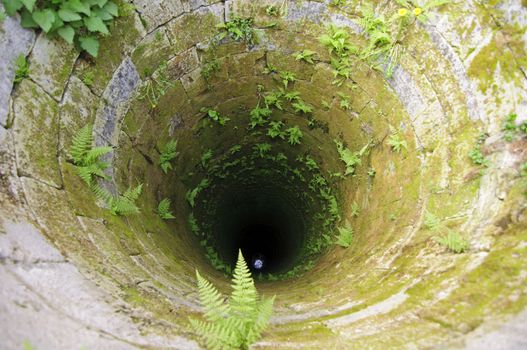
[158,198,176,220]
[140,61,173,109]
[217,17,256,45]
[190,251,275,350]
[2,0,121,57]
[14,54,30,84]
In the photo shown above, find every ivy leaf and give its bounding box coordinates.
[94,7,112,21]
[65,0,91,16]
[20,0,36,12]
[103,1,118,16]
[58,25,75,44]
[79,36,99,57]
[58,8,82,21]
[32,9,56,33]
[20,9,39,28]
[2,0,23,16]
[84,14,109,34]
[86,0,108,8]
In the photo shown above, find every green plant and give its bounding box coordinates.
[139,61,173,109]
[70,124,112,185]
[424,211,441,231]
[253,143,272,158]
[335,222,353,248]
[279,70,296,89]
[159,139,179,174]
[338,93,351,110]
[158,198,175,219]
[265,5,279,17]
[201,149,213,168]
[263,63,278,75]
[229,145,242,155]
[468,133,489,167]
[291,99,313,114]
[282,90,300,102]
[396,0,451,23]
[264,91,283,110]
[285,126,303,146]
[295,50,316,64]
[367,168,376,177]
[203,108,230,126]
[190,251,275,350]
[502,113,519,141]
[267,121,285,139]
[335,140,369,176]
[521,162,527,177]
[92,183,143,216]
[217,17,256,45]
[81,71,94,87]
[186,178,210,208]
[14,54,30,84]
[387,129,407,153]
[202,59,220,86]
[351,201,360,217]
[249,104,272,129]
[2,0,120,57]
[434,231,469,253]
[0,8,6,22]
[189,213,200,235]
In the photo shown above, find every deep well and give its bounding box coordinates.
[1,0,527,349]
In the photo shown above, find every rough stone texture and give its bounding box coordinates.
[134,0,185,32]
[0,7,35,127]
[12,80,62,188]
[0,0,526,349]
[28,34,79,101]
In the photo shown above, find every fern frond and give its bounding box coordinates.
[110,197,140,216]
[89,183,113,204]
[84,146,112,165]
[189,318,239,350]
[230,251,257,320]
[123,183,143,201]
[159,139,179,174]
[246,296,275,345]
[70,124,94,165]
[158,198,176,219]
[196,270,230,322]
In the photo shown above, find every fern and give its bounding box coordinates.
[253,143,272,158]
[203,108,231,126]
[285,126,303,146]
[335,222,354,248]
[70,124,112,185]
[158,198,176,219]
[110,184,142,216]
[387,130,408,153]
[186,178,210,208]
[291,100,313,114]
[294,50,316,64]
[190,251,275,350]
[334,140,366,176]
[159,139,179,174]
[249,104,272,129]
[434,231,469,253]
[201,149,213,168]
[279,71,296,89]
[264,91,284,110]
[267,121,285,139]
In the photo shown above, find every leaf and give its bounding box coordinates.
[20,9,39,28]
[196,270,229,322]
[65,0,91,16]
[2,0,23,16]
[83,14,109,34]
[58,8,82,21]
[103,1,118,16]
[79,36,99,57]
[32,9,56,33]
[20,0,36,12]
[57,25,75,44]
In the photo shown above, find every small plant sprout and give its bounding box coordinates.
[263,63,278,75]
[286,126,303,146]
[0,8,6,22]
[253,143,272,158]
[279,70,296,89]
[423,211,441,231]
[338,93,351,110]
[202,108,230,126]
[267,121,285,139]
[335,140,369,176]
[158,198,176,219]
[201,149,213,168]
[139,61,173,109]
[216,17,256,45]
[186,178,210,208]
[434,231,469,253]
[335,222,353,248]
[14,54,30,84]
[189,251,275,350]
[292,99,313,114]
[264,90,284,110]
[159,139,179,174]
[368,168,376,177]
[387,127,407,153]
[249,104,272,129]
[468,133,489,167]
[295,50,316,64]
[351,201,360,217]
[266,5,279,17]
[82,71,95,87]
